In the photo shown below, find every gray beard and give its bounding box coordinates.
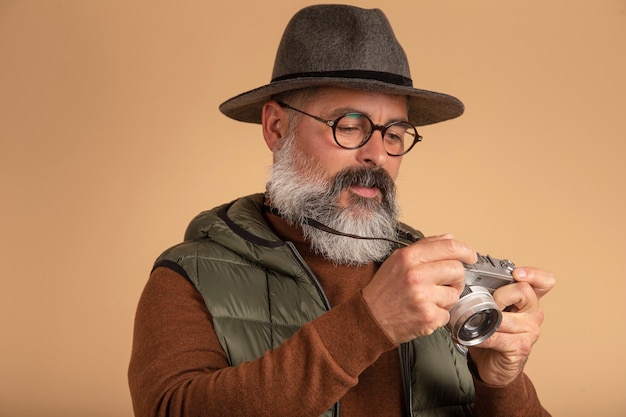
[266,135,400,266]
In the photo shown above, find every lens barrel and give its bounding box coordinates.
[447,286,502,346]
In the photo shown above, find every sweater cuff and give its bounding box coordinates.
[311,290,397,378]
[472,365,548,416]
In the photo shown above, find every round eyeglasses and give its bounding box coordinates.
[277,101,422,156]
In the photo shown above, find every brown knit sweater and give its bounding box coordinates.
[128,212,550,417]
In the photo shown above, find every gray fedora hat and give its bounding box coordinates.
[219,4,464,127]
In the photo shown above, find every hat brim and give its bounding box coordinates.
[219,77,464,127]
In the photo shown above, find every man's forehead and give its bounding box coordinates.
[307,87,410,117]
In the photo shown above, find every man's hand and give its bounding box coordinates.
[468,266,556,386]
[362,234,477,344]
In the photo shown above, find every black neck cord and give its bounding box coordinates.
[263,203,409,248]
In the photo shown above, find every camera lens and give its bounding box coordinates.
[466,313,487,329]
[447,286,503,346]
[457,309,500,342]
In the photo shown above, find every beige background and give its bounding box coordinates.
[1,0,625,416]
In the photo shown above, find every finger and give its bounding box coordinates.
[476,307,543,354]
[419,233,455,242]
[432,280,466,310]
[404,259,467,293]
[404,236,478,266]
[500,308,543,336]
[493,281,539,312]
[512,267,555,299]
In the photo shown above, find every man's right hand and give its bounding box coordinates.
[362,234,478,345]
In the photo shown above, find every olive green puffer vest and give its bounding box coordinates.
[156,194,475,417]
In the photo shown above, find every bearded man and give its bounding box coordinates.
[129,5,555,417]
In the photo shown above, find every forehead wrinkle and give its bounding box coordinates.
[313,105,360,120]
[317,105,410,125]
[304,88,411,122]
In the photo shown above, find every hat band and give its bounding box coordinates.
[271,70,413,87]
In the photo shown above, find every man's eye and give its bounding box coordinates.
[337,125,361,134]
[385,132,403,142]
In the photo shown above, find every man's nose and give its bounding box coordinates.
[355,129,389,167]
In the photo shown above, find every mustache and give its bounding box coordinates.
[328,166,396,205]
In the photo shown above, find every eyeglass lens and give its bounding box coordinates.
[334,114,417,156]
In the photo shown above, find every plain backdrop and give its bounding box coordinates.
[1,1,625,416]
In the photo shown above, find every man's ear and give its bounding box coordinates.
[262,101,288,152]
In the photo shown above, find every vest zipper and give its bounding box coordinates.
[399,342,413,417]
[285,241,340,417]
[285,241,332,310]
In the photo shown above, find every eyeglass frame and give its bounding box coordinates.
[276,101,422,156]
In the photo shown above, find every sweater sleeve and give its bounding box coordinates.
[128,266,397,417]
[471,359,551,417]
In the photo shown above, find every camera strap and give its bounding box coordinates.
[263,203,410,248]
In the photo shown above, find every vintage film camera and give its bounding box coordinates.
[447,253,516,346]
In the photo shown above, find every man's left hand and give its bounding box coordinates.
[468,266,556,386]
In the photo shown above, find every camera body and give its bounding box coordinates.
[447,253,516,346]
